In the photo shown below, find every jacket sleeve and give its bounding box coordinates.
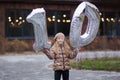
[68,48,79,59]
[42,48,54,60]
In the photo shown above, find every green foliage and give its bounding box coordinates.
[70,58,120,72]
[5,39,29,52]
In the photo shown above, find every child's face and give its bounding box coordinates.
[56,36,64,45]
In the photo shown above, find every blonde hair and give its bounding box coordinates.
[51,32,71,56]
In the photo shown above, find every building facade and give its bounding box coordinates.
[0,0,120,51]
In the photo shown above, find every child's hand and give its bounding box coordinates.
[74,47,80,53]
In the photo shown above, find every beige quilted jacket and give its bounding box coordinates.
[43,46,78,71]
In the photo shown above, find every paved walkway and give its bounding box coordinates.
[0,54,120,80]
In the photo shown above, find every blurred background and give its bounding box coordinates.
[0,0,120,54]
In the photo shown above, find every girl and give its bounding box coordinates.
[43,32,79,80]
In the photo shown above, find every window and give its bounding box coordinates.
[46,10,71,37]
[5,9,71,39]
[99,12,120,37]
[117,13,120,36]
[5,9,34,39]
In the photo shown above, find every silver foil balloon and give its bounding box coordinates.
[69,2,100,48]
[26,8,51,52]
[26,2,100,52]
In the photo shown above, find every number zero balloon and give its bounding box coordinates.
[69,2,100,48]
